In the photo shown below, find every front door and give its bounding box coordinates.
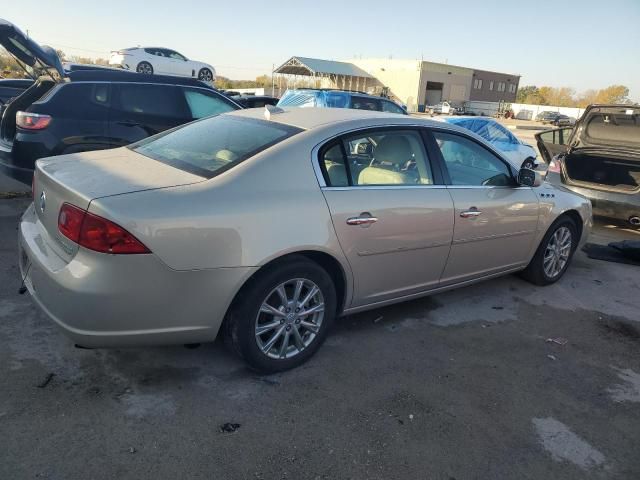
[319,128,454,307]
[430,130,540,284]
[535,127,574,163]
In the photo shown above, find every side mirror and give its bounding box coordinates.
[518,168,543,187]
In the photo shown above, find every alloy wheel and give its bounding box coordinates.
[543,226,572,279]
[255,278,325,359]
[199,69,213,82]
[137,63,153,74]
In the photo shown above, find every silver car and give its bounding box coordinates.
[19,108,592,372]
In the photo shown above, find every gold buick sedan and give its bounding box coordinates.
[19,107,592,372]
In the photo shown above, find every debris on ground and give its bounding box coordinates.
[547,355,557,361]
[491,306,504,310]
[0,191,30,199]
[36,373,55,389]
[128,447,136,454]
[546,337,568,346]
[373,315,383,323]
[220,423,241,433]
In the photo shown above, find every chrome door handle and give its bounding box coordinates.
[346,216,378,226]
[460,209,482,218]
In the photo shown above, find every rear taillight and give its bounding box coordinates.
[548,156,562,174]
[58,203,150,254]
[16,111,52,130]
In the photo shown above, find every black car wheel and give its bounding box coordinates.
[198,68,213,82]
[136,62,153,74]
[225,256,336,372]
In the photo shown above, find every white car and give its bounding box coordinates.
[435,116,539,169]
[109,47,216,83]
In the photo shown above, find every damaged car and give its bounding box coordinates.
[536,105,640,227]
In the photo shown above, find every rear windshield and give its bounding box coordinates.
[583,108,640,149]
[130,115,302,178]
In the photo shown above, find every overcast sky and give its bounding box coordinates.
[2,0,639,100]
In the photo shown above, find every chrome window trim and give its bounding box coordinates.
[320,185,449,191]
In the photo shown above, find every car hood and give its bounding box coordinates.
[0,19,65,80]
[572,105,640,151]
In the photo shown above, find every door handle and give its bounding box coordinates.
[346,215,378,226]
[460,208,482,218]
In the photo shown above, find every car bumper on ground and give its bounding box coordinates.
[18,204,256,347]
[547,171,640,224]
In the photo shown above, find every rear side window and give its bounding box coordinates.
[131,116,302,178]
[320,130,434,186]
[182,88,237,119]
[45,83,110,119]
[350,96,382,111]
[115,84,188,118]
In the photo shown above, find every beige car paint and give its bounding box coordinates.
[20,108,592,347]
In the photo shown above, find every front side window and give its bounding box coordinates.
[381,100,406,115]
[132,116,301,178]
[167,50,186,61]
[182,88,236,119]
[433,131,514,186]
[320,130,434,186]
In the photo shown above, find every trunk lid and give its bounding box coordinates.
[572,105,640,151]
[0,19,65,81]
[33,148,206,262]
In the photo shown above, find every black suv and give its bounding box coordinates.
[0,19,240,184]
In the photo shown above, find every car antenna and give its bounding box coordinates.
[264,105,284,120]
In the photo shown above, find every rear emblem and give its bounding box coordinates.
[39,191,46,213]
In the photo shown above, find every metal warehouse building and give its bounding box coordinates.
[274,56,520,113]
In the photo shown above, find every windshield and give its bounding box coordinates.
[131,115,302,178]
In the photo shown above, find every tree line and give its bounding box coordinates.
[516,85,633,107]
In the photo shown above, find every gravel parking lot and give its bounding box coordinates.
[1,123,639,479]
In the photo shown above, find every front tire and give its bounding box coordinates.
[520,217,578,286]
[136,61,153,74]
[198,68,213,82]
[225,256,336,372]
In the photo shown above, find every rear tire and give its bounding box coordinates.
[136,61,153,74]
[520,216,578,286]
[224,256,336,373]
[198,68,213,82]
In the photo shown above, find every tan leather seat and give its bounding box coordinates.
[358,136,416,185]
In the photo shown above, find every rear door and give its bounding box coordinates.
[318,127,454,307]
[535,127,574,163]
[429,129,540,284]
[108,83,190,147]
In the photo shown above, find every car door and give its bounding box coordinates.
[108,83,190,147]
[318,128,454,307]
[164,50,191,77]
[535,127,574,163]
[429,129,540,284]
[142,49,168,74]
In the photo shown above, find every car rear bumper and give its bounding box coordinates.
[18,203,256,347]
[547,172,640,223]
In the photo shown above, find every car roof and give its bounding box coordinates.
[66,69,214,88]
[284,88,392,100]
[229,107,432,130]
